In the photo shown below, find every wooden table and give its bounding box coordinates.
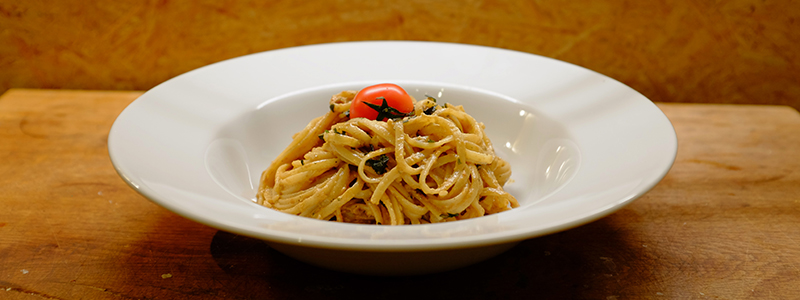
[1,89,799,299]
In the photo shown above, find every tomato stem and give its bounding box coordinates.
[363,97,413,121]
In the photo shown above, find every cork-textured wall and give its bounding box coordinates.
[1,0,798,109]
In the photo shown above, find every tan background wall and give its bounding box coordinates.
[1,0,798,110]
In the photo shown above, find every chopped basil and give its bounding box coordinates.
[318,130,329,141]
[329,104,335,112]
[366,154,390,175]
[440,213,460,218]
[423,105,436,115]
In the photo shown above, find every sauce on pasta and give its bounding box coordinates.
[257,85,518,225]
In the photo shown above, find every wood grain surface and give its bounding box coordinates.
[1,1,799,110]
[1,89,799,299]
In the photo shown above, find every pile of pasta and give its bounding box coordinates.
[257,91,519,225]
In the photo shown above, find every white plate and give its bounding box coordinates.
[108,41,677,275]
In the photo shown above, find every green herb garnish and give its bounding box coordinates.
[423,105,436,115]
[318,130,329,141]
[365,154,390,175]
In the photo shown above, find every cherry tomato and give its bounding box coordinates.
[350,83,414,121]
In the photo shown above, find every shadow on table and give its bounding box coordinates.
[208,215,644,299]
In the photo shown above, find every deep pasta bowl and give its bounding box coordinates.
[108,41,677,275]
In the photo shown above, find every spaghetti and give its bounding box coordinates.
[256,88,518,225]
